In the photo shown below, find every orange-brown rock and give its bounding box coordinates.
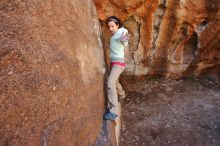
[0,0,106,145]
[94,0,220,78]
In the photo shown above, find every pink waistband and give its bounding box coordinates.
[110,62,125,67]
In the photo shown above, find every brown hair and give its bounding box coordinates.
[107,16,123,28]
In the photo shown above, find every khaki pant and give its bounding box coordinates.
[107,65,125,114]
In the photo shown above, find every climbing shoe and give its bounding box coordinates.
[118,92,127,101]
[103,112,118,120]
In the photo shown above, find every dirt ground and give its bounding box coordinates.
[120,75,220,146]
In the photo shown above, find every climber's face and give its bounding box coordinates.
[108,21,119,34]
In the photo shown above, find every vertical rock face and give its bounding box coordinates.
[94,0,220,78]
[0,0,105,145]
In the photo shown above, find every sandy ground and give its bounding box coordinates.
[120,75,220,146]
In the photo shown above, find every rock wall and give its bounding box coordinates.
[0,0,106,145]
[94,0,220,78]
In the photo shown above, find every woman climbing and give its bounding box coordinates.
[104,16,129,120]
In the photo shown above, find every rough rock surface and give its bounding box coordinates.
[0,0,105,145]
[94,0,220,78]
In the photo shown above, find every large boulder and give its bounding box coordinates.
[0,0,105,145]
